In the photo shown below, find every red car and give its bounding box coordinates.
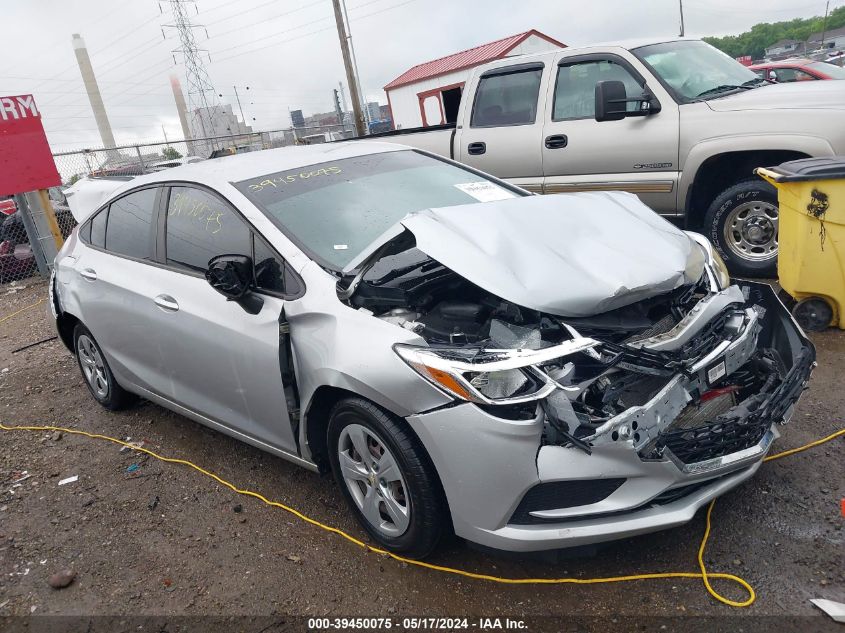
[750,59,845,82]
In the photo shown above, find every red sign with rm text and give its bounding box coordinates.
[0,94,61,196]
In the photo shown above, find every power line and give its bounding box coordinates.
[209,0,418,64]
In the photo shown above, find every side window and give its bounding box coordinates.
[253,234,303,297]
[553,59,642,121]
[104,188,157,259]
[89,208,108,249]
[470,68,543,127]
[165,186,251,272]
[78,218,92,243]
[773,68,816,82]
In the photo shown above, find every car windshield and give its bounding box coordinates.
[234,150,522,270]
[807,61,845,79]
[633,40,762,102]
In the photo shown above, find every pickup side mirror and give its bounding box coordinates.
[595,80,660,122]
[206,254,264,315]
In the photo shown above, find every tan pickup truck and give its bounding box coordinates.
[369,38,845,276]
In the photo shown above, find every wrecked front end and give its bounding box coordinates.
[341,229,815,551]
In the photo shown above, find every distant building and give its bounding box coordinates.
[764,39,804,59]
[807,26,845,53]
[365,101,381,122]
[290,109,305,128]
[190,104,251,141]
[379,104,391,122]
[383,29,565,129]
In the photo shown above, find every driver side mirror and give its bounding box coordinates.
[206,254,264,315]
[594,80,659,122]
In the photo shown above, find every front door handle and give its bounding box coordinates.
[544,134,568,149]
[154,294,179,312]
[79,268,97,281]
[467,142,486,155]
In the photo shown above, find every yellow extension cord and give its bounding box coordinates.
[2,299,844,608]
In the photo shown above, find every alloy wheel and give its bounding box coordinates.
[77,334,109,399]
[337,423,410,537]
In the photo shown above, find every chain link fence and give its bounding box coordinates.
[51,124,355,183]
[1,124,356,293]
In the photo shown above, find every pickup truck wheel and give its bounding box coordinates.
[703,179,779,277]
[327,398,446,559]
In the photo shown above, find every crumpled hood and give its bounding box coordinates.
[395,191,704,318]
[706,81,845,112]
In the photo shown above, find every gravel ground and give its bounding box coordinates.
[0,279,843,631]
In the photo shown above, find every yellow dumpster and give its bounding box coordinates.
[756,158,845,331]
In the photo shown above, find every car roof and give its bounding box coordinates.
[751,58,813,68]
[474,37,703,71]
[111,140,409,194]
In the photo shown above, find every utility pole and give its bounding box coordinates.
[340,0,368,124]
[820,0,830,51]
[333,89,343,126]
[162,125,169,145]
[233,86,247,127]
[338,81,349,113]
[678,0,685,37]
[331,0,365,137]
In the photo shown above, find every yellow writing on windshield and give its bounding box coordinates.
[248,166,342,192]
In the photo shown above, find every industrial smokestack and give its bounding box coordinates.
[169,75,195,155]
[71,33,116,149]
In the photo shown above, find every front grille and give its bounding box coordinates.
[658,419,769,463]
[626,314,677,343]
[509,478,626,525]
[644,347,814,465]
[670,392,737,430]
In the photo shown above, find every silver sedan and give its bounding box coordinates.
[51,142,814,557]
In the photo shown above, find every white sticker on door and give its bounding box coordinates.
[454,182,516,203]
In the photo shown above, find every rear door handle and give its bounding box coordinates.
[154,294,179,312]
[544,134,568,149]
[79,268,97,281]
[467,142,486,155]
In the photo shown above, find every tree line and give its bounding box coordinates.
[703,6,845,59]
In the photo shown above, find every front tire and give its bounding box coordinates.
[73,324,136,411]
[703,179,779,278]
[327,398,446,558]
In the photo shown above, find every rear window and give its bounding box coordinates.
[234,150,521,270]
[105,188,157,260]
[89,208,108,248]
[806,61,845,79]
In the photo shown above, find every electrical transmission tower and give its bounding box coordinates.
[163,0,219,153]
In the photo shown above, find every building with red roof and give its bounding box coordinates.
[384,30,565,129]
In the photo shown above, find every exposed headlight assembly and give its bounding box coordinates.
[394,338,599,405]
[687,232,731,290]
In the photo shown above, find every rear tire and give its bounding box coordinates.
[73,324,136,411]
[327,397,446,559]
[703,179,779,278]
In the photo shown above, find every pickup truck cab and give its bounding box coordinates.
[373,38,845,276]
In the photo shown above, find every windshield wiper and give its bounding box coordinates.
[694,84,753,99]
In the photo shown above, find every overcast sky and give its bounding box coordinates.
[1,0,835,151]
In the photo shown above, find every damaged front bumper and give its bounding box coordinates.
[406,282,815,552]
